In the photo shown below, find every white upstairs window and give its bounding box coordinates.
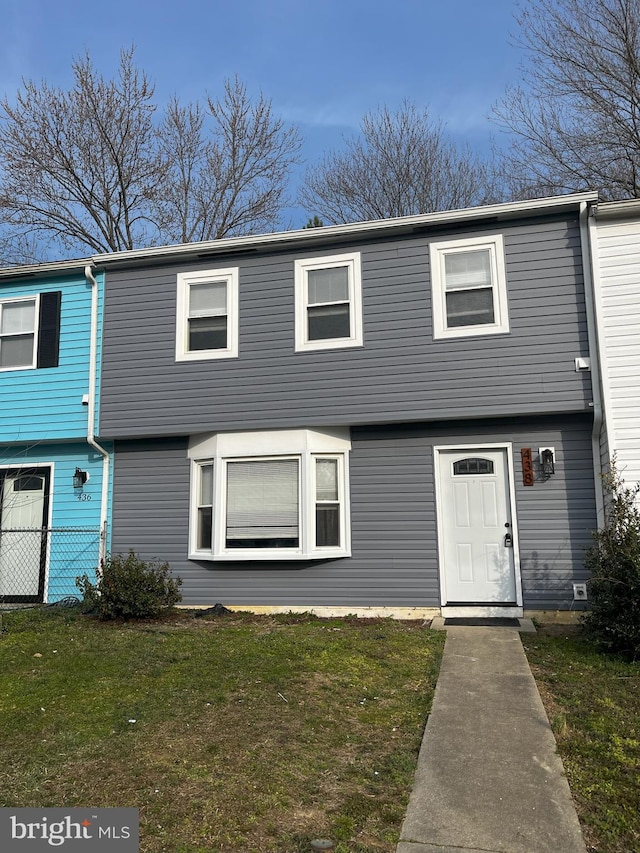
[0,297,38,370]
[176,268,239,361]
[430,235,509,339]
[294,253,363,351]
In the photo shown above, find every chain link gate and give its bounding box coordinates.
[0,526,102,605]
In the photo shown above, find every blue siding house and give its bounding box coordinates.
[0,261,112,603]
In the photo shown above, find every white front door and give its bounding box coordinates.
[0,469,50,601]
[437,449,517,605]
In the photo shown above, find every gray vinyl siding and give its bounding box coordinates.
[100,215,592,439]
[111,414,595,611]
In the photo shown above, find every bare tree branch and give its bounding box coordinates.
[0,229,48,266]
[494,0,640,199]
[154,77,302,243]
[0,54,302,259]
[0,48,162,254]
[299,102,499,224]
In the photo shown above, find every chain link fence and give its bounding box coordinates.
[0,526,102,605]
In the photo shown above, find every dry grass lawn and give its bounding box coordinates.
[0,607,444,852]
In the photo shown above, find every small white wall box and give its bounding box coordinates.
[82,394,89,405]
[573,583,588,601]
[575,357,591,371]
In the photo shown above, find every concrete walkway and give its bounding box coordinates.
[396,624,587,853]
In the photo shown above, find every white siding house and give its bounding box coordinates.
[595,201,640,491]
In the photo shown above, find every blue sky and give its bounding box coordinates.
[0,0,523,228]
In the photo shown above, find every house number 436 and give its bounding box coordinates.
[77,493,92,501]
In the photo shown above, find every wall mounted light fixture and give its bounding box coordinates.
[539,448,555,477]
[73,468,88,488]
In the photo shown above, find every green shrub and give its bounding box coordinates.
[583,464,640,658]
[76,551,182,620]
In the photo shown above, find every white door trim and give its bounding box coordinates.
[0,461,54,602]
[434,443,523,614]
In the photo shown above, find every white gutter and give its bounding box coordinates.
[0,257,92,279]
[587,206,616,519]
[596,198,640,220]
[84,264,110,563]
[93,191,599,267]
[579,202,605,528]
[0,194,598,278]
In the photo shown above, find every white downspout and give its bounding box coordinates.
[85,264,110,563]
[579,202,605,528]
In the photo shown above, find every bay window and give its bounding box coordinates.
[189,429,351,561]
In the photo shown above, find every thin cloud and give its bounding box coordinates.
[279,102,363,131]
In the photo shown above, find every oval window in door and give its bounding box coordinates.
[452,457,494,475]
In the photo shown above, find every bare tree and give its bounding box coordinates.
[0,49,161,254]
[299,102,498,224]
[495,0,640,200]
[0,231,48,266]
[154,78,302,243]
[0,52,302,258]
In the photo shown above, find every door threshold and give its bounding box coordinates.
[441,605,523,619]
[444,617,521,626]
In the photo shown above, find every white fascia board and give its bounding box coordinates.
[596,199,640,221]
[93,192,599,269]
[188,427,352,459]
[0,193,599,279]
[0,258,93,281]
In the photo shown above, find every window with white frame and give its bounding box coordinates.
[226,458,300,549]
[188,429,351,561]
[430,235,509,339]
[176,268,239,361]
[294,253,363,351]
[197,463,214,550]
[0,297,38,370]
[315,457,341,547]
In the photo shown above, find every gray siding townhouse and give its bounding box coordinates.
[96,192,600,618]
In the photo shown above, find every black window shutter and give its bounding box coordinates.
[37,291,62,368]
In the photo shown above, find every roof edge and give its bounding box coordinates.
[0,257,93,281]
[596,198,640,221]
[95,191,597,267]
[0,191,598,279]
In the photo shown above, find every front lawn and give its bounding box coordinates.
[522,627,640,853]
[0,607,444,853]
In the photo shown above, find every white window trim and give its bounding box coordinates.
[0,294,40,372]
[294,252,363,352]
[188,428,351,562]
[176,267,239,361]
[430,234,509,340]
[313,454,345,552]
